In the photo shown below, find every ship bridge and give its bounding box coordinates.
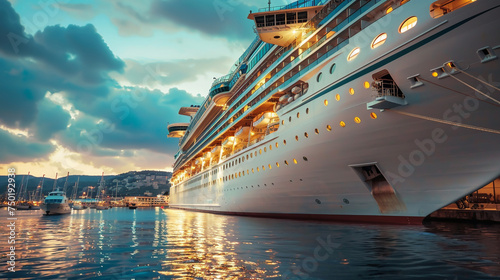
[248,0,325,46]
[167,123,189,138]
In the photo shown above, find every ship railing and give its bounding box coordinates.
[372,79,405,99]
[257,0,322,13]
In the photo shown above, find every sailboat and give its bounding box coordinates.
[95,172,109,210]
[71,177,87,210]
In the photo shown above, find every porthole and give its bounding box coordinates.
[303,156,308,161]
[335,94,340,101]
[269,145,272,150]
[252,168,254,173]
[399,16,417,33]
[306,108,309,114]
[349,88,355,95]
[386,6,393,14]
[276,142,279,148]
[347,47,360,61]
[282,120,285,125]
[304,132,308,138]
[293,158,298,164]
[326,125,332,131]
[259,149,262,154]
[295,135,299,141]
[324,99,328,106]
[315,128,319,134]
[257,167,260,172]
[250,153,253,158]
[246,155,249,160]
[247,169,249,174]
[276,162,280,167]
[340,121,346,127]
[371,33,387,49]
[329,63,336,74]
[297,112,300,118]
[364,81,371,89]
[255,151,257,156]
[354,117,361,123]
[239,171,241,177]
[262,165,265,171]
[317,72,323,83]
[370,112,378,119]
[284,160,289,165]
[289,116,292,122]
[264,147,267,152]
[283,140,287,145]
[268,164,272,169]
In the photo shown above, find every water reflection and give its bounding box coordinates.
[0,208,499,279]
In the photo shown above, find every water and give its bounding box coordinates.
[1,208,499,280]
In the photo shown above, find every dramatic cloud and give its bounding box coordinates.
[150,0,257,41]
[0,129,55,163]
[57,87,204,156]
[114,57,233,89]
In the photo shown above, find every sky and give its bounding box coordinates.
[0,0,288,177]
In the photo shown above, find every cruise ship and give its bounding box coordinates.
[167,0,500,224]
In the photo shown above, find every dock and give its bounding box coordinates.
[428,204,500,223]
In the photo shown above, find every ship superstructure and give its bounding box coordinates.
[167,0,500,224]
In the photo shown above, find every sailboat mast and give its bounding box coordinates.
[39,174,45,201]
[52,173,58,191]
[17,175,25,201]
[23,172,30,201]
[63,172,69,193]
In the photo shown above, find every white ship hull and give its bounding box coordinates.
[41,203,71,215]
[169,0,500,224]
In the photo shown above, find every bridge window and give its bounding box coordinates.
[297,11,308,23]
[287,13,296,24]
[276,13,285,25]
[255,16,265,27]
[266,15,275,26]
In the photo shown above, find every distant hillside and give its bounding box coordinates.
[0,170,171,199]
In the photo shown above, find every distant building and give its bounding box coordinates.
[124,195,168,207]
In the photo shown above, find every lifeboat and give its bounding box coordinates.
[222,136,235,146]
[253,112,279,128]
[291,86,302,95]
[235,126,250,139]
[278,94,290,103]
[167,123,189,138]
[211,146,221,154]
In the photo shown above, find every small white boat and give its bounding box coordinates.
[41,189,71,215]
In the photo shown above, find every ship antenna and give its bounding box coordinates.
[268,0,271,11]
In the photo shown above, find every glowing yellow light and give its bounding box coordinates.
[364,81,370,89]
[335,94,340,101]
[370,112,378,119]
[340,121,346,127]
[386,7,393,14]
[432,72,439,77]
[354,117,361,123]
[324,99,328,106]
[349,88,355,95]
[293,159,298,164]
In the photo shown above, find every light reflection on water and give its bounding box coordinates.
[1,208,499,279]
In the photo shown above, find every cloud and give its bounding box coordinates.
[58,3,98,20]
[32,98,71,142]
[150,0,257,41]
[0,129,55,163]
[113,57,233,89]
[57,87,204,157]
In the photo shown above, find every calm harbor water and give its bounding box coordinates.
[1,208,499,280]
